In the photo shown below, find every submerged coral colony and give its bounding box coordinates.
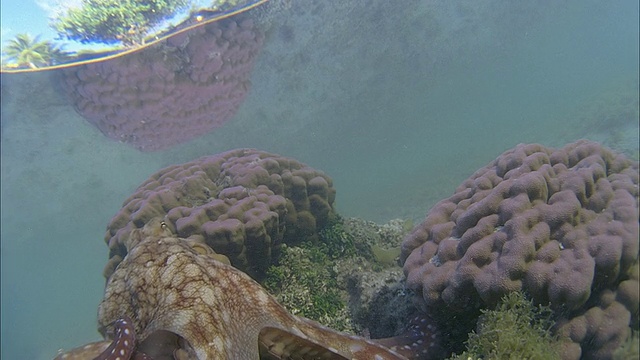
[52,141,638,359]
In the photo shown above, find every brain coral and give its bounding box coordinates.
[61,17,264,151]
[401,140,639,359]
[104,149,335,280]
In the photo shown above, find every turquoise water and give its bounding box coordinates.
[1,0,638,358]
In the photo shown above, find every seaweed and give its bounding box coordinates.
[613,330,639,360]
[262,215,411,334]
[449,291,560,360]
[263,242,354,332]
[317,214,358,260]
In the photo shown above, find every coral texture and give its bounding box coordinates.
[104,149,335,279]
[401,140,639,359]
[61,17,264,151]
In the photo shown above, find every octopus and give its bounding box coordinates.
[54,219,444,359]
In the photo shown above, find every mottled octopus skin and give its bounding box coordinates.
[92,221,410,360]
[54,316,149,360]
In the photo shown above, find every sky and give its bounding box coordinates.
[0,0,218,54]
[1,0,97,52]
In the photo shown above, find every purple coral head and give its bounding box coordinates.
[104,149,336,280]
[401,140,639,359]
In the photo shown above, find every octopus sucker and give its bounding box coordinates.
[53,341,111,360]
[55,219,430,359]
[54,316,149,360]
[375,315,446,360]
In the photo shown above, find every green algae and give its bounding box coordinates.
[449,291,560,360]
[263,220,358,333]
[263,243,354,332]
[316,215,358,260]
[371,244,401,267]
[263,216,358,332]
[614,330,639,360]
[262,215,414,334]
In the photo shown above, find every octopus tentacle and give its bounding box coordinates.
[55,317,152,360]
[54,341,111,360]
[94,316,137,360]
[56,219,439,359]
[375,314,446,360]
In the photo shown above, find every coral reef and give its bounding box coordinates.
[104,148,335,280]
[264,215,424,346]
[263,243,355,332]
[449,291,560,360]
[60,17,264,151]
[337,218,417,337]
[401,140,639,359]
[60,148,452,359]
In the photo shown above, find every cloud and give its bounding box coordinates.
[0,26,16,49]
[1,26,12,39]
[36,0,83,19]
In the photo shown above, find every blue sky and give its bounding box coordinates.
[0,0,99,52]
[0,0,219,53]
[1,0,58,40]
